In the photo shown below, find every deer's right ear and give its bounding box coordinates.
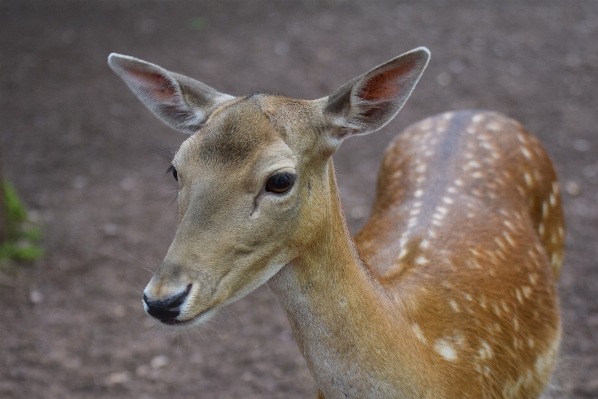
[108,53,234,134]
[322,47,430,142]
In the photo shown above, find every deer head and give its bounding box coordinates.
[108,48,430,327]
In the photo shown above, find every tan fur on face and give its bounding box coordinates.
[145,95,335,325]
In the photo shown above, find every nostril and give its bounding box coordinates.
[167,284,192,309]
[143,284,192,323]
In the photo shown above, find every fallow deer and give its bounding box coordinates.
[108,47,564,398]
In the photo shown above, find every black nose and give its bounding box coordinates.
[143,284,192,323]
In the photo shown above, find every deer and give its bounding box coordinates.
[108,47,564,399]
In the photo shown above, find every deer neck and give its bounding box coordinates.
[267,160,415,398]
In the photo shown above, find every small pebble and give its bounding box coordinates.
[436,72,452,87]
[582,164,598,179]
[241,371,254,382]
[105,371,130,385]
[120,177,136,191]
[30,290,43,304]
[350,206,367,220]
[72,176,88,189]
[150,355,169,369]
[103,223,119,237]
[136,364,150,377]
[113,304,126,318]
[565,181,581,196]
[573,139,590,152]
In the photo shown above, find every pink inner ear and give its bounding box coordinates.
[125,68,178,102]
[357,60,417,102]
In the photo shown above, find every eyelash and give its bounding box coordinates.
[166,164,178,181]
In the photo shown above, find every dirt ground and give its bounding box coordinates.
[0,1,597,398]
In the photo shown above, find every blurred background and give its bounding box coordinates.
[0,1,596,398]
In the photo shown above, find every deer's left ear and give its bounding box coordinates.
[323,47,430,140]
[108,53,234,134]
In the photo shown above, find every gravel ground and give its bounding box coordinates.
[0,1,597,398]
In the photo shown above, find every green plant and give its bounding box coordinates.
[0,180,44,263]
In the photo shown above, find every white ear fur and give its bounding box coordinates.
[324,47,430,140]
[108,53,234,134]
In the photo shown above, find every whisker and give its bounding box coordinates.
[152,191,178,204]
[125,252,157,274]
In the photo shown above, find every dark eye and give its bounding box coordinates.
[166,165,178,181]
[265,172,295,194]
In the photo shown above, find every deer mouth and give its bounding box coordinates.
[159,307,216,328]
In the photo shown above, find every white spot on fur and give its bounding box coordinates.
[472,114,484,123]
[494,237,506,251]
[478,341,493,360]
[449,299,460,312]
[524,172,533,186]
[438,206,448,215]
[412,323,427,344]
[466,160,481,169]
[501,299,509,313]
[503,220,516,232]
[517,133,526,143]
[492,302,501,316]
[420,119,433,130]
[486,121,501,131]
[434,339,458,361]
[521,147,532,159]
[551,252,560,267]
[479,295,487,309]
[552,181,560,194]
[542,201,549,218]
[502,232,515,247]
[399,236,409,249]
[414,189,423,198]
[398,247,408,260]
[415,256,428,265]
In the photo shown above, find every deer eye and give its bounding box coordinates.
[166,165,178,181]
[265,172,295,194]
